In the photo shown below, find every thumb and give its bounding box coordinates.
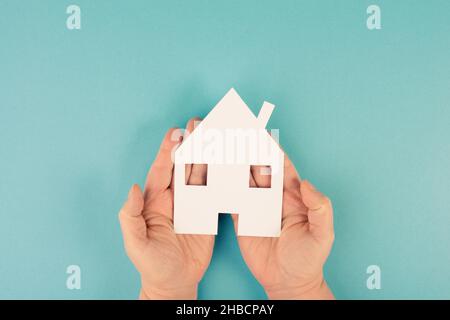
[300,180,334,243]
[119,184,147,249]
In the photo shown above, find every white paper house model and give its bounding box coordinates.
[174,88,284,237]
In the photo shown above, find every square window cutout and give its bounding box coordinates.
[185,163,208,186]
[249,165,271,188]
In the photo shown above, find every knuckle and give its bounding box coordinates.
[118,209,127,221]
[323,232,335,246]
[329,232,335,243]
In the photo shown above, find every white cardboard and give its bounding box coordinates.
[174,88,284,237]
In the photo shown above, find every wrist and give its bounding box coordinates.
[265,274,334,300]
[140,284,198,300]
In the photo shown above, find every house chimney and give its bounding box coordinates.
[257,102,275,128]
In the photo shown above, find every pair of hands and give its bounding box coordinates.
[119,118,335,299]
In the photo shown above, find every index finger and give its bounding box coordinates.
[145,127,182,195]
[283,152,301,191]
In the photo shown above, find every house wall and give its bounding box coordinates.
[173,153,284,236]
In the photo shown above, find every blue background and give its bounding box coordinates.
[0,0,449,299]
